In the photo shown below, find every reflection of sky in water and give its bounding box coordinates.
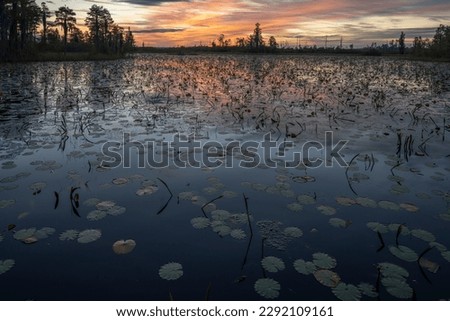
[0,55,449,300]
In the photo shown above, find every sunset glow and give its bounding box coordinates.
[30,0,450,47]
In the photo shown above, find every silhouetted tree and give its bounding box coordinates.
[399,31,405,54]
[431,24,450,57]
[85,5,113,52]
[269,36,277,51]
[40,2,51,44]
[252,22,264,51]
[55,5,76,53]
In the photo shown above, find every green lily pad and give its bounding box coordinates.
[411,229,435,242]
[389,245,418,262]
[358,283,378,298]
[367,222,388,233]
[77,229,101,244]
[313,269,341,288]
[254,278,280,299]
[59,229,79,241]
[0,259,15,275]
[287,202,303,212]
[261,256,285,273]
[190,217,210,229]
[0,199,15,209]
[329,218,351,228]
[355,197,377,208]
[283,227,303,238]
[378,201,400,211]
[159,262,183,281]
[293,259,317,275]
[332,283,362,301]
[230,229,246,240]
[317,205,336,215]
[313,252,337,269]
[297,194,316,205]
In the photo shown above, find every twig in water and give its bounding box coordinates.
[201,195,224,218]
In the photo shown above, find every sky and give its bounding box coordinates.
[45,0,450,47]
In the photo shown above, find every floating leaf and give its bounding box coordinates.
[96,201,116,211]
[261,256,285,273]
[22,236,38,244]
[387,224,410,236]
[34,227,55,239]
[223,191,237,198]
[59,229,79,241]
[378,201,400,211]
[297,194,316,205]
[335,197,356,206]
[112,177,128,185]
[287,202,303,212]
[358,283,378,298]
[429,242,446,252]
[112,239,136,255]
[29,182,46,193]
[136,186,158,196]
[87,210,107,221]
[77,229,101,244]
[419,258,439,273]
[0,199,15,209]
[159,262,183,281]
[390,185,410,194]
[411,229,435,242]
[441,251,450,262]
[317,205,336,215]
[0,259,15,275]
[13,228,36,241]
[83,198,101,207]
[389,245,418,262]
[400,203,419,212]
[107,206,126,216]
[293,259,317,275]
[254,278,280,299]
[211,210,231,220]
[382,277,413,299]
[283,227,303,238]
[211,222,231,236]
[178,192,194,201]
[329,218,351,228]
[313,252,337,269]
[367,222,388,234]
[190,217,210,229]
[332,283,362,301]
[378,262,409,278]
[355,197,377,208]
[230,229,246,240]
[313,270,340,288]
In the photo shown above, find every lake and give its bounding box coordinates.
[0,54,449,300]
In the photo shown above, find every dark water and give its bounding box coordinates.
[0,54,449,300]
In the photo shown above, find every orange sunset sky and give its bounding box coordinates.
[46,0,450,47]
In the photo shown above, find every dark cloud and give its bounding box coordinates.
[112,0,190,6]
[133,28,186,33]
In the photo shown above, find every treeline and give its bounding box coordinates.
[0,1,135,61]
[411,25,450,58]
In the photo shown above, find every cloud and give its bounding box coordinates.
[112,0,190,6]
[134,28,186,33]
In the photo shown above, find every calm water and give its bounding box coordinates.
[0,54,449,300]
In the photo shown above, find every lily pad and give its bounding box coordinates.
[335,197,356,206]
[367,222,388,233]
[378,262,409,278]
[400,203,419,212]
[261,256,285,273]
[313,252,337,269]
[14,228,37,241]
[382,277,413,299]
[112,177,129,185]
[358,283,378,298]
[96,201,116,211]
[411,229,435,242]
[190,217,210,229]
[297,194,316,205]
[59,229,79,241]
[389,245,418,262]
[230,229,246,240]
[313,269,341,288]
[254,278,280,299]
[355,197,377,208]
[378,200,400,211]
[0,259,15,275]
[159,262,183,281]
[0,199,15,209]
[293,259,317,275]
[77,229,101,244]
[284,227,303,238]
[332,283,362,301]
[287,202,303,212]
[112,239,136,255]
[419,258,439,273]
[136,185,158,196]
[329,218,351,228]
[87,210,107,221]
[317,205,336,215]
